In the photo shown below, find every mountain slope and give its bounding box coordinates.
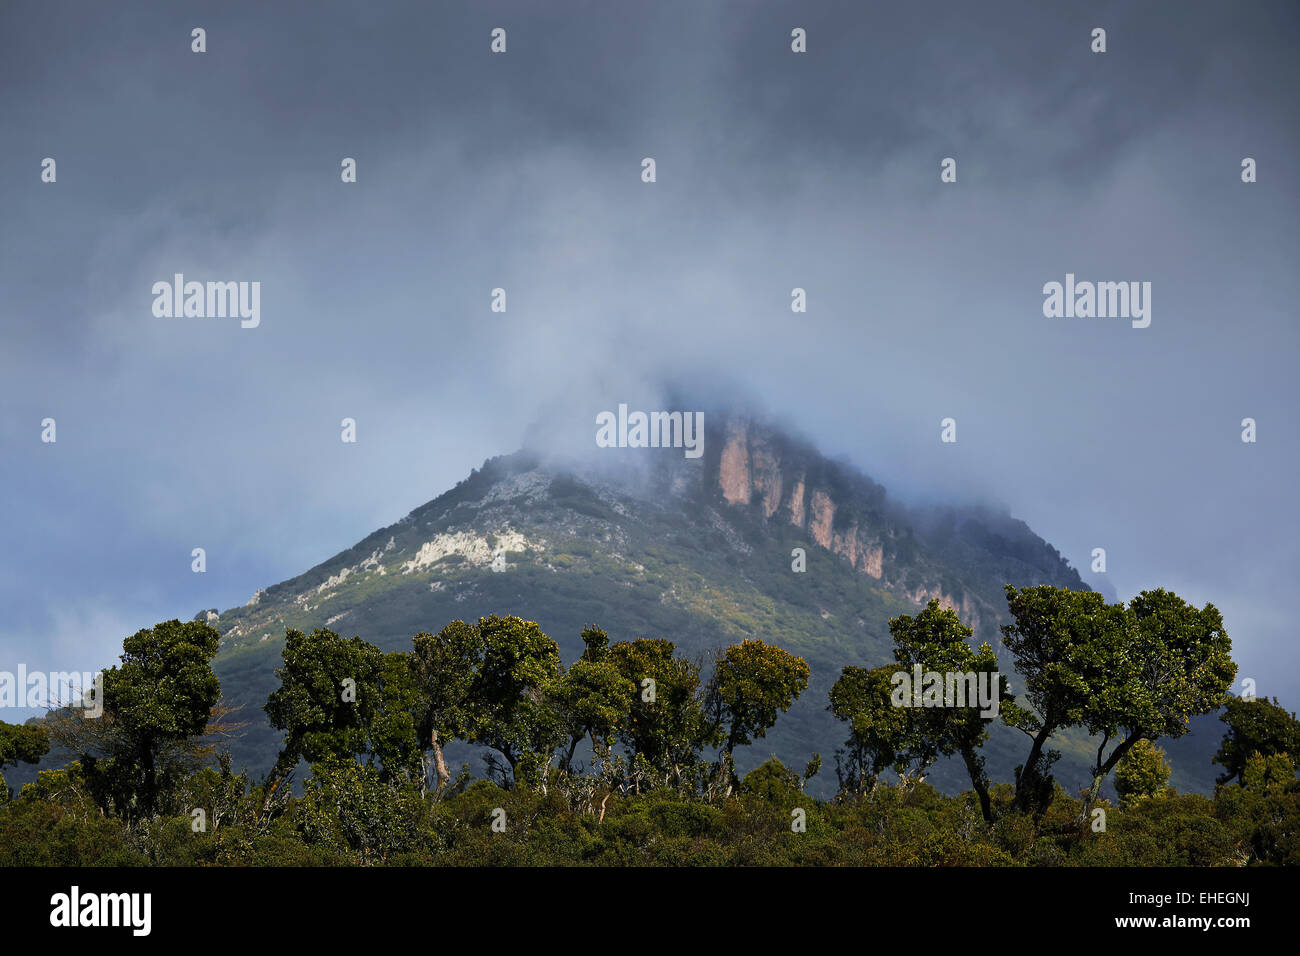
[203,411,1223,799]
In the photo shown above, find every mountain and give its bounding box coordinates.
[187,405,1227,800]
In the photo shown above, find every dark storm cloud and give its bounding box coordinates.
[0,0,1296,713]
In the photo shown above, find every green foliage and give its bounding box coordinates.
[1214,696,1300,786]
[265,627,388,772]
[4,748,1297,867]
[0,762,141,865]
[706,639,811,757]
[1114,739,1171,806]
[999,586,1235,815]
[466,615,563,788]
[48,619,222,822]
[608,637,713,785]
[0,720,49,802]
[409,620,483,789]
[803,753,821,787]
[1242,751,1295,794]
[550,658,636,770]
[828,664,911,793]
[370,651,425,783]
[297,758,431,863]
[999,585,1129,811]
[887,600,1008,821]
[108,619,222,742]
[2,597,1282,868]
[741,758,802,803]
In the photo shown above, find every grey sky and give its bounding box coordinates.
[2,0,1296,715]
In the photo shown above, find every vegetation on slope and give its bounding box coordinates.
[3,585,1295,867]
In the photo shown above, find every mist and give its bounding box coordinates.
[1,0,1296,718]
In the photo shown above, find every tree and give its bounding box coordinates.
[827,664,913,795]
[47,619,223,821]
[409,621,484,791]
[265,628,384,778]
[297,757,424,863]
[706,639,810,767]
[464,615,562,789]
[550,658,636,772]
[999,586,1236,816]
[999,585,1129,814]
[368,651,425,785]
[1242,751,1295,794]
[608,637,714,789]
[0,720,49,802]
[740,757,803,803]
[578,625,611,663]
[888,600,1009,822]
[1114,739,1171,806]
[1079,589,1235,812]
[1213,695,1300,786]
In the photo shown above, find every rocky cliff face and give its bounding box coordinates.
[706,414,979,628]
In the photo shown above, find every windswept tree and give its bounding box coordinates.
[1000,585,1236,815]
[888,600,1009,822]
[999,585,1131,813]
[409,620,484,791]
[1077,588,1235,811]
[706,640,810,778]
[1213,695,1300,787]
[0,720,49,802]
[47,619,224,821]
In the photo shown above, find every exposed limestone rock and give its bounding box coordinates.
[719,422,751,505]
[831,523,859,569]
[788,477,807,527]
[907,587,980,630]
[861,542,884,579]
[809,490,834,550]
[712,425,892,589]
[317,566,353,593]
[402,528,537,574]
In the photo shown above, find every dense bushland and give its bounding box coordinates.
[1,586,1295,866]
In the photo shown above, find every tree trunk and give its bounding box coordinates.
[563,733,582,772]
[1084,734,1141,817]
[1014,724,1055,812]
[960,746,993,823]
[430,731,451,791]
